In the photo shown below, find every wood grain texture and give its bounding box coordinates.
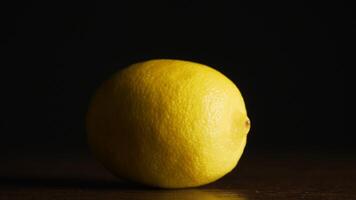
[1,152,355,199]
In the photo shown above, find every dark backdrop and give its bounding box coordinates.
[1,1,349,157]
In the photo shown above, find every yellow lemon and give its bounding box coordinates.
[86,59,250,188]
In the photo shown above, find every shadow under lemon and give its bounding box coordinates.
[113,189,248,200]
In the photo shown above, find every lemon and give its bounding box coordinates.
[86,59,250,188]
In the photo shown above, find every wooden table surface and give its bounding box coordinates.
[1,152,355,200]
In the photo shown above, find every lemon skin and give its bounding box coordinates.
[86,59,250,188]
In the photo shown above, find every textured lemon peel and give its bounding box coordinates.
[87,59,250,188]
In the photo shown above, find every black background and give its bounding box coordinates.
[1,1,350,158]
